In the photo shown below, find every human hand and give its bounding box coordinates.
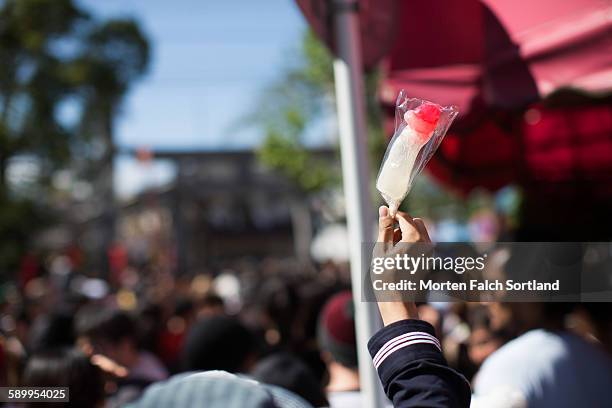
[374,205,431,325]
[377,206,431,245]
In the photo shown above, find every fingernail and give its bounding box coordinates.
[379,206,388,217]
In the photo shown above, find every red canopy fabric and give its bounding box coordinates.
[295,0,397,69]
[379,0,612,113]
[379,0,612,196]
[297,0,612,199]
[427,99,612,197]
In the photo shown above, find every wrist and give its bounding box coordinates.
[378,302,419,326]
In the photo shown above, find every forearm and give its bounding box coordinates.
[368,319,471,408]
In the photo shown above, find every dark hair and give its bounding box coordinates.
[467,305,490,329]
[468,305,513,345]
[581,303,612,325]
[136,302,164,353]
[542,303,578,321]
[28,309,75,353]
[251,352,328,407]
[23,348,104,408]
[182,315,255,373]
[317,291,358,368]
[197,293,224,309]
[75,307,137,345]
[175,297,196,317]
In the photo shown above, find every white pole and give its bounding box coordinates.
[332,1,386,407]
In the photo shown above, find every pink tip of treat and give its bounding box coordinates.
[414,103,441,124]
[404,106,439,141]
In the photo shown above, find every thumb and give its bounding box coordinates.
[377,206,394,243]
[396,212,421,243]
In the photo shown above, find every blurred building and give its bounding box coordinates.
[80,148,337,276]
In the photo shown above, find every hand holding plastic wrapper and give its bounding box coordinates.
[376,91,459,215]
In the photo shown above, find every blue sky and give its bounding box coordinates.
[78,0,309,197]
[80,0,306,149]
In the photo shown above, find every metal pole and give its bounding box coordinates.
[332,1,386,407]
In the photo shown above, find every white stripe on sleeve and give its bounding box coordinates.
[373,331,441,369]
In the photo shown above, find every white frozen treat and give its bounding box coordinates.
[376,102,441,215]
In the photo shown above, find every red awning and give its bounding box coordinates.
[296,0,397,69]
[296,0,612,197]
[378,0,612,113]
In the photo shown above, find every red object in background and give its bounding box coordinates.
[426,100,612,200]
[107,243,128,284]
[18,253,39,289]
[136,147,154,163]
[66,244,83,270]
[381,0,612,195]
[427,109,521,193]
[522,103,612,198]
[378,0,612,112]
[157,328,186,369]
[297,0,612,196]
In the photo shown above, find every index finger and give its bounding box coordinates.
[412,217,431,242]
[395,211,421,243]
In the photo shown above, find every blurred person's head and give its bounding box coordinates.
[175,297,196,321]
[14,306,32,346]
[417,303,442,338]
[251,352,328,407]
[485,302,513,333]
[260,279,299,346]
[486,302,577,336]
[467,306,506,366]
[157,298,197,370]
[136,302,163,353]
[468,326,500,366]
[578,303,612,354]
[127,371,312,408]
[182,315,255,373]
[75,307,140,368]
[317,291,359,392]
[23,348,104,408]
[196,292,225,318]
[492,243,583,335]
[28,308,75,353]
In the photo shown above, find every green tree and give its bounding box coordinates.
[255,30,384,194]
[252,30,384,260]
[0,0,149,275]
[254,30,513,243]
[74,19,150,273]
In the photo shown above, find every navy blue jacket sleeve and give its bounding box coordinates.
[368,319,471,408]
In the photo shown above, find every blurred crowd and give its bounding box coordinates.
[1,253,611,407]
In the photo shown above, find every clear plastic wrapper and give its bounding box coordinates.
[376,90,459,215]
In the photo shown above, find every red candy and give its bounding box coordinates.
[414,103,441,124]
[403,102,442,143]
